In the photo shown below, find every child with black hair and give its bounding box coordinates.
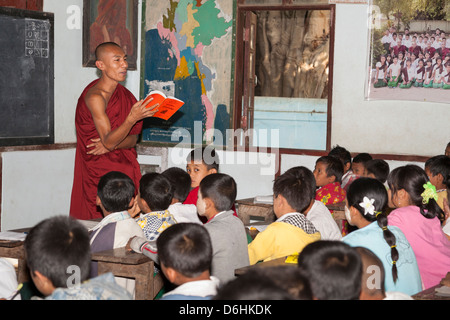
[162,167,202,224]
[314,155,348,235]
[214,265,312,300]
[24,216,131,300]
[285,166,342,240]
[342,178,422,295]
[328,145,358,191]
[425,155,450,211]
[183,146,219,206]
[387,165,450,289]
[297,240,362,300]
[197,173,249,284]
[135,172,177,241]
[313,155,346,206]
[356,247,413,300]
[90,171,145,296]
[156,223,219,300]
[183,146,237,220]
[248,169,321,265]
[364,159,390,186]
[351,153,373,177]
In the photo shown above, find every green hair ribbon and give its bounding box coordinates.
[421,181,438,204]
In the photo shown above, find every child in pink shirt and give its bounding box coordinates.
[387,165,450,289]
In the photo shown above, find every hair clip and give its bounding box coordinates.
[421,181,438,204]
[359,197,375,216]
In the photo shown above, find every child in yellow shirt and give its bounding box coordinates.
[247,168,321,264]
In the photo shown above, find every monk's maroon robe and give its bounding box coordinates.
[70,79,142,220]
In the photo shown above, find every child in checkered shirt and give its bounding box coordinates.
[134,173,177,241]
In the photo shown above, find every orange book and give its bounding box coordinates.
[143,90,184,121]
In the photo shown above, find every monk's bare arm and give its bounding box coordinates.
[85,93,157,152]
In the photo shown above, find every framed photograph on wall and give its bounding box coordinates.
[82,0,138,70]
[365,0,450,103]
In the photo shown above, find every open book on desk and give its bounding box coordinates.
[143,90,184,121]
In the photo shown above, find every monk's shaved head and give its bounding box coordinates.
[95,42,122,61]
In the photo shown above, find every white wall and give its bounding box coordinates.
[46,0,143,143]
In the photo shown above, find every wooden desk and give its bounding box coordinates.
[236,197,346,229]
[326,202,346,229]
[0,232,29,283]
[412,284,450,300]
[235,256,293,276]
[91,247,164,300]
[235,198,275,225]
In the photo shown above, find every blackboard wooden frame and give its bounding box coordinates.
[0,7,54,147]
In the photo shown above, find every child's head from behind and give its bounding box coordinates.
[157,223,212,284]
[214,266,310,300]
[162,167,192,203]
[186,146,219,188]
[297,240,362,300]
[364,159,390,184]
[387,165,443,220]
[24,216,91,296]
[197,173,236,217]
[346,177,388,224]
[96,171,135,214]
[313,156,344,187]
[352,153,373,176]
[328,145,352,173]
[138,172,173,213]
[425,155,450,190]
[273,166,316,216]
[355,247,386,300]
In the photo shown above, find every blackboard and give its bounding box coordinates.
[0,7,54,147]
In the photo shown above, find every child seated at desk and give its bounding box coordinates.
[284,166,342,240]
[364,159,390,187]
[342,178,422,295]
[313,155,346,206]
[183,146,237,220]
[134,172,177,241]
[24,216,131,300]
[162,167,202,224]
[198,173,249,284]
[328,145,358,192]
[156,223,219,300]
[248,169,321,265]
[297,240,362,300]
[424,155,450,211]
[90,171,146,296]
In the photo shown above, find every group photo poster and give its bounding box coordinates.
[366,0,450,103]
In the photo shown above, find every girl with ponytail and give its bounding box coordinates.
[387,165,450,290]
[343,178,422,296]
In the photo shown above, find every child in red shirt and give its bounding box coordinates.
[313,156,347,235]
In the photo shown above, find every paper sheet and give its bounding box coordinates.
[0,231,27,241]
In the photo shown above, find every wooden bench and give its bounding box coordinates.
[91,247,164,300]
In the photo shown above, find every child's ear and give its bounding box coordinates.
[207,168,218,175]
[327,174,337,184]
[204,197,215,211]
[344,162,351,173]
[32,270,56,296]
[96,195,102,206]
